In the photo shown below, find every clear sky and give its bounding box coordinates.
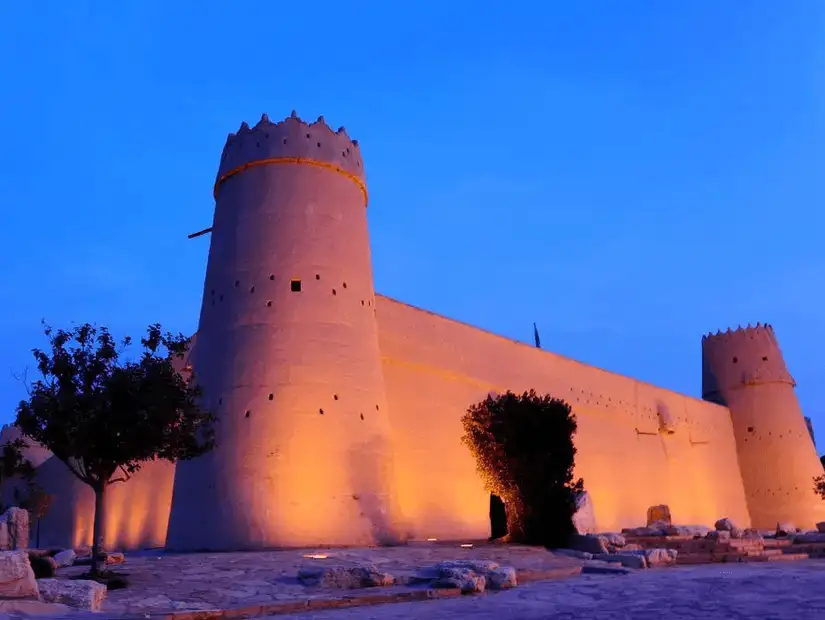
[1,2,823,436]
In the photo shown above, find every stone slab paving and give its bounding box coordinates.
[54,543,581,617]
[278,560,825,620]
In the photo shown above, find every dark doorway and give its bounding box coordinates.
[489,494,507,540]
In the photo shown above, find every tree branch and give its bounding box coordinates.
[117,464,132,482]
[62,457,92,486]
[10,367,32,397]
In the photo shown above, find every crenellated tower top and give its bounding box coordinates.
[701,322,779,346]
[701,322,795,403]
[215,111,367,203]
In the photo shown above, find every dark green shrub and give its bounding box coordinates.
[462,389,584,548]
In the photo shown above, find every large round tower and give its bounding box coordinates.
[165,112,400,550]
[702,324,825,529]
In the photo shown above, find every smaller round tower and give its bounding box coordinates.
[702,323,825,529]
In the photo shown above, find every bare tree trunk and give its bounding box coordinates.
[91,486,105,576]
[503,493,525,542]
[35,519,40,549]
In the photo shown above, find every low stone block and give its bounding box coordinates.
[104,551,125,565]
[52,549,76,568]
[715,517,737,532]
[567,533,609,555]
[487,566,517,590]
[816,521,825,534]
[668,524,712,537]
[646,505,672,526]
[601,532,626,549]
[706,530,731,543]
[644,548,678,567]
[0,550,38,600]
[432,567,486,593]
[427,560,516,593]
[297,565,394,589]
[37,578,107,612]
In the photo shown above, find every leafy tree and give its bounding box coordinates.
[461,389,584,548]
[14,483,53,548]
[16,322,216,576]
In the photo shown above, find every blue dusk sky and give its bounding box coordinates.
[1,2,823,434]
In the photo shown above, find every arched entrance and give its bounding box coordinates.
[489,494,507,540]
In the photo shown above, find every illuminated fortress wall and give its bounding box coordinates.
[12,112,825,550]
[377,296,752,538]
[0,425,175,551]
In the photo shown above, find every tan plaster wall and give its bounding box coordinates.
[27,456,174,551]
[376,295,752,538]
[12,294,759,550]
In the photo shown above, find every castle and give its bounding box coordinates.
[10,112,825,551]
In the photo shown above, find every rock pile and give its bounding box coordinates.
[298,558,520,595]
[567,504,825,565]
[562,533,678,569]
[298,565,394,589]
[429,560,518,593]
[0,549,107,613]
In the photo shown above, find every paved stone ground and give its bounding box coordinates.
[279,560,825,620]
[56,543,580,617]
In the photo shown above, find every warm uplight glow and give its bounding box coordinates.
[70,460,175,550]
[426,538,437,542]
[460,543,473,548]
[303,554,329,559]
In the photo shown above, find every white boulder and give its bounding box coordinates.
[52,549,76,568]
[37,579,107,612]
[572,491,596,534]
[0,550,38,600]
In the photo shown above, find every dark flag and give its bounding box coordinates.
[533,322,541,349]
[805,416,816,449]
